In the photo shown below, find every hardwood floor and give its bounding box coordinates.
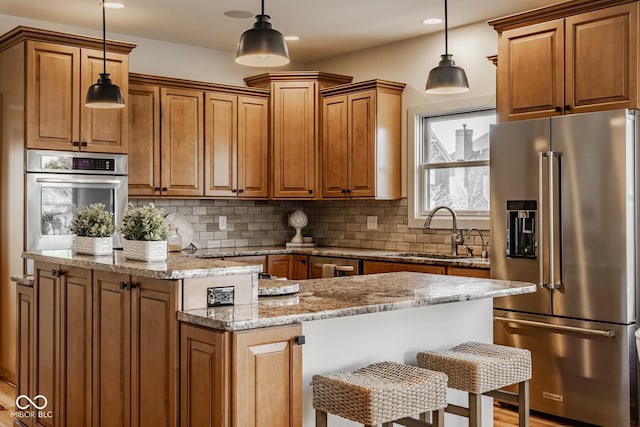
[0,379,15,427]
[0,380,600,427]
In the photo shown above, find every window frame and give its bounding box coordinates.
[407,95,495,230]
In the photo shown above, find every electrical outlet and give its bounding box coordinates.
[207,286,234,307]
[219,215,227,230]
[366,216,378,230]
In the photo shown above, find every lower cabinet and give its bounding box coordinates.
[26,262,179,427]
[180,323,303,427]
[363,260,447,275]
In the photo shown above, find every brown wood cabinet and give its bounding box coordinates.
[292,255,309,280]
[491,1,639,121]
[447,266,491,278]
[321,80,405,199]
[267,254,294,279]
[245,72,353,199]
[93,270,179,427]
[363,260,447,275]
[26,41,129,152]
[232,324,303,427]
[128,83,160,196]
[205,92,269,198]
[180,324,230,427]
[16,283,34,427]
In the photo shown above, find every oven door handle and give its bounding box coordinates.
[35,177,123,185]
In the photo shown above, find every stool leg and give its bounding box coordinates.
[518,380,530,427]
[469,392,482,427]
[432,409,444,427]
[316,409,328,427]
[419,411,430,422]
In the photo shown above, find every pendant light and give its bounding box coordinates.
[425,0,469,94]
[235,0,290,67]
[85,0,125,108]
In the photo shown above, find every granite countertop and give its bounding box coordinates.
[178,271,535,331]
[22,249,262,280]
[193,246,491,269]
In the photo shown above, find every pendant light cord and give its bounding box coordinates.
[102,0,107,75]
[444,0,448,55]
[261,0,265,15]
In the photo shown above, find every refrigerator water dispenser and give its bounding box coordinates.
[506,200,536,258]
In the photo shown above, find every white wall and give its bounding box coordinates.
[0,14,304,86]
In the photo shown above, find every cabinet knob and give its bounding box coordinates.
[72,141,80,147]
[119,281,137,291]
[154,187,161,192]
[119,281,128,290]
[232,189,237,193]
[51,269,63,278]
[555,106,562,112]
[565,105,572,111]
[81,141,88,147]
[161,187,168,192]
[238,189,244,194]
[346,189,352,194]
[308,189,313,194]
[295,335,306,345]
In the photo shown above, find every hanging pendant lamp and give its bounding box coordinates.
[235,0,290,67]
[425,0,469,94]
[86,0,125,108]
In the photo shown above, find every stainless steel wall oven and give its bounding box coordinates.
[25,150,128,268]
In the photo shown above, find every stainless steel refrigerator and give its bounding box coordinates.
[490,109,638,426]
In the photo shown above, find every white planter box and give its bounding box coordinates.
[123,239,167,262]
[74,236,113,256]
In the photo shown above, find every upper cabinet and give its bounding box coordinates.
[0,27,135,152]
[204,91,269,198]
[490,1,639,122]
[320,80,405,199]
[245,72,353,199]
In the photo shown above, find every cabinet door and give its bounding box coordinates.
[447,266,490,278]
[232,324,303,427]
[93,271,131,427]
[16,284,35,427]
[26,41,80,150]
[348,91,376,197]
[362,260,446,275]
[128,84,160,196]
[321,95,349,198]
[205,92,237,197]
[180,324,229,427]
[80,48,129,153]
[271,82,316,198]
[238,95,269,198]
[33,262,61,427]
[225,255,267,273]
[131,276,179,427]
[566,3,638,113]
[161,87,204,196]
[60,266,93,427]
[291,255,309,280]
[497,20,564,121]
[267,254,293,279]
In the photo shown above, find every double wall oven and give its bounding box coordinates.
[25,150,128,271]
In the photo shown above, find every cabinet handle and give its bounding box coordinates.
[565,105,572,111]
[346,189,352,194]
[81,141,88,147]
[295,335,306,345]
[154,187,161,192]
[308,189,313,194]
[72,141,80,147]
[238,189,244,194]
[128,282,138,290]
[232,189,237,193]
[119,281,137,291]
[51,269,63,278]
[120,281,128,290]
[161,187,168,192]
[301,260,306,264]
[555,106,562,112]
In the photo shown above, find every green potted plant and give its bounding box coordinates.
[70,203,115,255]
[120,202,168,261]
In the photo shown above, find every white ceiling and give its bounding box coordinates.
[1,0,562,63]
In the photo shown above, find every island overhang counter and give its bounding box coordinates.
[19,250,535,427]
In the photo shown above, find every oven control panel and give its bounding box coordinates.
[72,157,114,171]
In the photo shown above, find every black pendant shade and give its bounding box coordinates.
[425,0,469,94]
[86,1,125,108]
[235,0,289,67]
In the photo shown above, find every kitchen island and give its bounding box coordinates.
[19,250,534,427]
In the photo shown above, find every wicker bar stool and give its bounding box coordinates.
[312,361,447,427]
[417,342,532,427]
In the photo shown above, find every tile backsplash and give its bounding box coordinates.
[129,198,490,256]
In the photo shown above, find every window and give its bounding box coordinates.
[408,98,496,229]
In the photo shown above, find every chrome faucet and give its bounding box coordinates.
[423,205,464,256]
[466,227,489,258]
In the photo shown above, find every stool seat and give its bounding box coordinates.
[417,341,531,394]
[312,361,447,425]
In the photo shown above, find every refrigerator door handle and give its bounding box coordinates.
[538,152,546,289]
[548,151,562,290]
[494,316,616,337]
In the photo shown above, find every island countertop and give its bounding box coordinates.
[22,249,262,279]
[178,271,535,331]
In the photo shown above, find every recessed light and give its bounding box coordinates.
[284,35,299,41]
[224,10,254,18]
[103,1,125,9]
[422,18,443,25]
